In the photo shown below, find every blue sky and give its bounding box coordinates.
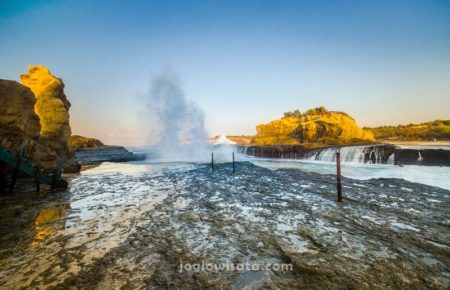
[1,0,449,145]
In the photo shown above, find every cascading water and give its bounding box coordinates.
[418,152,423,162]
[307,145,389,164]
[387,153,395,165]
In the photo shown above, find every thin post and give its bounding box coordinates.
[232,152,235,174]
[51,168,57,190]
[9,156,21,192]
[51,159,63,190]
[336,151,342,202]
[34,169,40,192]
[211,152,214,171]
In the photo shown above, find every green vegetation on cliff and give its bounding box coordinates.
[366,120,450,141]
[252,107,375,146]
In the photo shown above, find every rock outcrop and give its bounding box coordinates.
[69,135,146,165]
[0,80,41,151]
[70,135,104,151]
[0,65,79,174]
[0,80,59,175]
[252,108,375,146]
[20,65,79,172]
[74,146,146,165]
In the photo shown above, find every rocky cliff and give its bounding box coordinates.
[19,65,79,172]
[0,80,41,150]
[0,65,79,173]
[252,108,375,146]
[0,79,58,170]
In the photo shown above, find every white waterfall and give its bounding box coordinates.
[387,153,395,165]
[307,145,388,164]
[418,152,423,162]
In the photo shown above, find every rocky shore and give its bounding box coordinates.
[0,161,448,289]
[69,135,146,165]
[74,146,146,165]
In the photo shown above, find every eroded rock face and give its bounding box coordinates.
[253,111,375,145]
[20,65,79,172]
[0,80,40,150]
[0,80,57,170]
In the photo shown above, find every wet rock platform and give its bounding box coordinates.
[0,162,448,289]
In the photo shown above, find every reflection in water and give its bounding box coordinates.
[32,204,70,247]
[0,162,171,289]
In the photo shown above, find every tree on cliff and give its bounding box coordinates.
[283,109,302,119]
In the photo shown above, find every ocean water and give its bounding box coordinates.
[240,155,450,190]
[131,145,450,190]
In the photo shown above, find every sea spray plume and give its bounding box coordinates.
[146,73,209,160]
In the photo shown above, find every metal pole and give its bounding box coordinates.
[211,152,214,171]
[336,151,342,202]
[232,152,235,174]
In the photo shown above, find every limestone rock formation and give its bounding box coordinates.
[253,108,375,146]
[0,80,40,150]
[20,65,79,172]
[0,80,57,170]
[70,135,104,151]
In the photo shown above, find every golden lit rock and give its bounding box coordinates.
[0,80,41,149]
[253,108,375,145]
[20,65,79,172]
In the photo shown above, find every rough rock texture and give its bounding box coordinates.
[70,135,104,151]
[74,146,146,165]
[0,80,40,151]
[0,80,57,168]
[20,65,79,172]
[253,110,375,145]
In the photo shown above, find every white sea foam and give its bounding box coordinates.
[241,155,450,190]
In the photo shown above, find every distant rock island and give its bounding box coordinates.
[249,107,375,147]
[229,107,450,146]
[230,108,450,166]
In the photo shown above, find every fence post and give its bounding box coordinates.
[336,151,342,202]
[9,156,20,193]
[51,159,64,190]
[9,139,28,193]
[232,152,235,174]
[34,168,40,192]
